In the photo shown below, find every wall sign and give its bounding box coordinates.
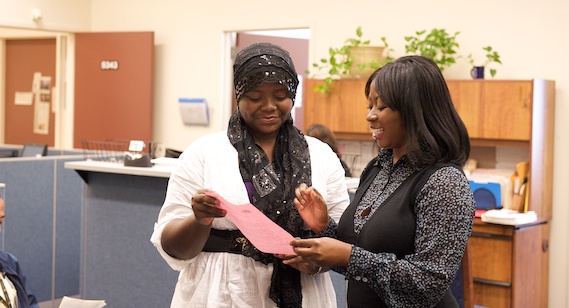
[100,60,119,70]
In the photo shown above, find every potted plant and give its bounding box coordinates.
[404,28,460,72]
[466,46,502,78]
[306,26,392,93]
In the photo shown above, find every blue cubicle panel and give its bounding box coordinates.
[0,145,84,157]
[0,160,54,301]
[0,156,83,302]
[81,172,177,307]
[54,158,83,298]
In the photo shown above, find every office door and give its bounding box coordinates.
[4,38,56,146]
[74,32,154,148]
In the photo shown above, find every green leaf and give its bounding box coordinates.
[356,26,363,37]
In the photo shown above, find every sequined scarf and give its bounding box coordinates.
[227,110,311,308]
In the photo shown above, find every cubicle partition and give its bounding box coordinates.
[83,172,177,306]
[65,161,178,307]
[0,153,84,302]
[0,144,83,157]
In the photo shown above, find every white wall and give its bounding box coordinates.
[1,0,569,306]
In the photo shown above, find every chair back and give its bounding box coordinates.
[20,143,48,157]
[461,242,474,308]
[450,241,474,308]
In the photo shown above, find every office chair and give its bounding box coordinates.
[461,242,475,308]
[451,242,474,308]
[20,143,48,157]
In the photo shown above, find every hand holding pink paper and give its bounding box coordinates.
[205,192,295,255]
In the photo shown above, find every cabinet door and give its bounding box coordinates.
[481,81,532,140]
[303,79,369,134]
[511,223,549,308]
[447,81,484,138]
[447,80,533,141]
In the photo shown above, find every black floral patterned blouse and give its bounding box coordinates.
[323,149,476,307]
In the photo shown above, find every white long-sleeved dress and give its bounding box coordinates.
[150,131,350,307]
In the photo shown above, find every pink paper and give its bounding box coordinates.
[205,192,295,255]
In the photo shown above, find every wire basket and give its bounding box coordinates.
[81,139,130,163]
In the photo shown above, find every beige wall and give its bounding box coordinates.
[1,0,568,306]
[0,1,90,31]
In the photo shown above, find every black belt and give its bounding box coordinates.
[202,229,250,254]
[202,228,315,254]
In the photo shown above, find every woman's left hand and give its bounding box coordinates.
[283,237,352,268]
[294,183,329,233]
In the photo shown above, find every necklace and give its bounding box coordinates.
[361,206,372,217]
[359,170,393,218]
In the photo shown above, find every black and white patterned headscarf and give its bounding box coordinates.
[233,42,299,103]
[228,42,310,308]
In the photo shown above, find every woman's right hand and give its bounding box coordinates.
[191,189,226,226]
[294,183,330,233]
[284,237,352,268]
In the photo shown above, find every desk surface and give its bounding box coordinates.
[65,160,362,185]
[64,159,177,178]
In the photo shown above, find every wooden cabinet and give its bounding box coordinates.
[303,78,556,307]
[303,79,370,140]
[469,220,550,308]
[303,78,554,217]
[446,80,555,220]
[449,79,554,308]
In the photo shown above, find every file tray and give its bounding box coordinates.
[179,98,209,126]
[124,154,153,167]
[468,180,502,210]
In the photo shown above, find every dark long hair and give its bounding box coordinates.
[306,123,340,154]
[367,56,470,166]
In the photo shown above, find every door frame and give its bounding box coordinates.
[0,29,74,148]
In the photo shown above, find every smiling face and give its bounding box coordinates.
[366,81,407,162]
[238,82,293,143]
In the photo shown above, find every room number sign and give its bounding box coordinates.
[100,60,119,70]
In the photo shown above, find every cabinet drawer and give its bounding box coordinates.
[469,233,513,283]
[474,282,511,308]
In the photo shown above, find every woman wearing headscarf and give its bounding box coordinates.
[151,42,350,308]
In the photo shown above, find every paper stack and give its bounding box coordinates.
[481,209,537,226]
[59,296,106,308]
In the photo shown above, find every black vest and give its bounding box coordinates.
[337,161,459,308]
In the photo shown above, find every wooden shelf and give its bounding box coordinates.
[303,78,555,217]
